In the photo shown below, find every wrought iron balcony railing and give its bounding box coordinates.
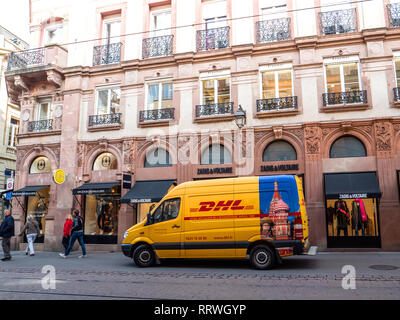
[27,119,53,132]
[196,26,230,51]
[255,18,291,44]
[394,87,400,102]
[322,90,367,106]
[93,42,122,66]
[139,108,175,122]
[387,3,400,28]
[256,96,298,112]
[88,113,121,127]
[319,8,357,35]
[7,48,45,71]
[142,35,173,59]
[195,102,234,118]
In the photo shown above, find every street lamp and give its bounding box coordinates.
[234,104,247,129]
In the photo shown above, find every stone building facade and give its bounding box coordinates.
[5,0,400,251]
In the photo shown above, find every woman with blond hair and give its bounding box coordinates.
[19,215,40,256]
[62,213,73,250]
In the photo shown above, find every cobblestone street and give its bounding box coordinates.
[0,251,399,300]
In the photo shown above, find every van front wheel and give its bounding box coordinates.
[250,245,275,270]
[133,244,155,267]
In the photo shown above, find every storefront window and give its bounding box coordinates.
[262,140,297,162]
[30,156,51,174]
[84,194,120,237]
[144,148,172,167]
[26,187,50,241]
[93,152,118,170]
[330,136,366,158]
[326,198,379,237]
[200,144,232,165]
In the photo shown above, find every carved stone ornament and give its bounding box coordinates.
[123,140,133,164]
[375,122,392,152]
[77,144,86,168]
[46,70,62,88]
[273,126,283,140]
[14,75,29,93]
[304,126,321,154]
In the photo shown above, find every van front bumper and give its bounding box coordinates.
[121,244,133,257]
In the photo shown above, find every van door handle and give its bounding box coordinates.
[172,224,180,229]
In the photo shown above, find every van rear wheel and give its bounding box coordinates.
[250,245,275,270]
[133,244,155,267]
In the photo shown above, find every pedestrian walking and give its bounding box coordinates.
[0,209,15,261]
[62,213,73,250]
[18,215,40,256]
[59,210,87,258]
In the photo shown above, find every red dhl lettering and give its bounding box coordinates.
[197,200,246,212]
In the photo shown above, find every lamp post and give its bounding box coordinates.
[234,104,247,129]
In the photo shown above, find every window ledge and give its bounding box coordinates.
[138,119,175,128]
[194,114,235,123]
[255,108,299,118]
[393,101,400,108]
[17,130,62,138]
[87,124,122,132]
[321,103,370,113]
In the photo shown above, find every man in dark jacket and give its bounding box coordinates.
[59,210,87,259]
[0,209,15,261]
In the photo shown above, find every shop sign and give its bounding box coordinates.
[122,173,132,189]
[260,164,299,172]
[75,189,107,195]
[130,198,152,204]
[197,167,233,175]
[339,193,368,199]
[54,169,66,184]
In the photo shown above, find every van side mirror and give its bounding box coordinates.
[146,212,153,225]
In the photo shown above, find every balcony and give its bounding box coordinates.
[322,90,368,112]
[93,43,122,66]
[319,8,357,35]
[142,35,173,59]
[256,96,298,118]
[6,45,67,72]
[387,3,400,28]
[196,26,230,51]
[139,108,175,127]
[255,18,291,44]
[27,119,53,133]
[88,113,122,131]
[195,102,234,122]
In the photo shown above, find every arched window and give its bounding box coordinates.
[93,152,118,170]
[144,148,172,167]
[201,144,232,165]
[330,136,367,158]
[30,156,51,174]
[262,140,297,162]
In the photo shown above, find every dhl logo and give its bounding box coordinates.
[190,200,254,212]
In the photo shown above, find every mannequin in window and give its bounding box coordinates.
[334,199,350,236]
[96,199,109,233]
[351,199,368,236]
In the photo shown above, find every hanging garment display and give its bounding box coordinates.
[334,199,350,236]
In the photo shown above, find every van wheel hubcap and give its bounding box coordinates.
[139,250,151,263]
[255,251,269,265]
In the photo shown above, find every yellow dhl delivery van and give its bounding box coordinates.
[121,175,310,269]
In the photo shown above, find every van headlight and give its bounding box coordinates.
[123,231,129,240]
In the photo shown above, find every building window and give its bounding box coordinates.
[26,186,50,243]
[146,82,173,110]
[102,14,121,45]
[151,9,171,37]
[325,60,360,93]
[201,144,232,165]
[387,0,400,28]
[36,101,52,120]
[260,0,287,19]
[44,23,63,45]
[8,118,19,148]
[144,148,172,168]
[330,136,366,158]
[96,88,120,115]
[203,0,227,29]
[201,75,231,105]
[30,156,51,174]
[262,140,297,162]
[260,66,293,99]
[395,55,400,87]
[320,0,356,35]
[93,152,118,171]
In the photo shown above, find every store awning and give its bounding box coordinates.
[72,182,120,195]
[121,180,176,204]
[324,172,382,199]
[12,185,50,197]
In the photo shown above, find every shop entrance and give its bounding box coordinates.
[324,172,382,248]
